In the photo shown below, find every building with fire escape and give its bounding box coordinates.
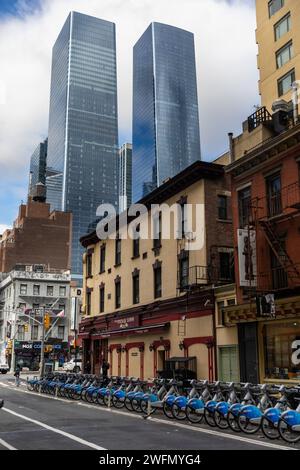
[224,108,300,385]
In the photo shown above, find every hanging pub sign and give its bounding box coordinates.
[237,229,257,287]
[256,294,276,319]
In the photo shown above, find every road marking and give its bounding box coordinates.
[0,382,73,403]
[2,408,106,450]
[0,438,17,451]
[1,382,298,450]
[147,417,297,451]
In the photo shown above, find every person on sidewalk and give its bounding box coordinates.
[14,364,21,387]
[101,358,110,380]
[0,399,4,409]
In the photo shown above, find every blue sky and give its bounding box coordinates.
[0,0,258,232]
[0,0,19,15]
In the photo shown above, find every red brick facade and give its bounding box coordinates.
[0,198,72,272]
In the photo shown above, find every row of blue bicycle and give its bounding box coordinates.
[27,373,300,444]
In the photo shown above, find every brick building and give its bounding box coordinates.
[224,117,300,385]
[0,185,72,273]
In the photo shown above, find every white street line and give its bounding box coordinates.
[147,417,297,451]
[2,408,106,451]
[0,438,17,451]
[1,382,298,450]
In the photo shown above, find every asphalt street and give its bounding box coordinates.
[0,374,299,451]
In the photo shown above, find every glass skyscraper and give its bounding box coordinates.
[47,12,119,277]
[28,139,48,197]
[119,143,132,212]
[132,22,201,201]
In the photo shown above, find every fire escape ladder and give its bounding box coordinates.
[260,220,300,280]
[177,316,187,337]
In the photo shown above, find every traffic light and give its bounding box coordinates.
[44,314,51,330]
[24,324,29,332]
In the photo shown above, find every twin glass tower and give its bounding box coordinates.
[47,12,119,277]
[46,12,201,277]
[132,22,201,201]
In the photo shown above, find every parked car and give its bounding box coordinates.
[63,358,82,373]
[0,363,9,374]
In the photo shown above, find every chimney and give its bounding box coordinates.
[271,99,289,134]
[228,133,235,163]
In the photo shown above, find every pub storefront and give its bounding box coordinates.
[79,291,216,380]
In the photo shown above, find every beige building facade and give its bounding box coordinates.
[79,162,235,381]
[256,0,300,112]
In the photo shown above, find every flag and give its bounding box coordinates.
[56,310,65,318]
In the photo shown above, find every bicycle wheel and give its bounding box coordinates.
[140,399,156,415]
[278,419,300,444]
[214,409,229,430]
[261,416,280,440]
[204,408,217,427]
[112,395,125,409]
[131,398,143,413]
[172,403,187,421]
[124,397,133,412]
[86,391,94,404]
[186,404,204,424]
[227,410,241,432]
[238,414,261,434]
[96,393,105,406]
[163,402,174,420]
[71,389,81,401]
[27,382,34,392]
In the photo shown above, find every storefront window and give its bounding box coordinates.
[263,320,300,380]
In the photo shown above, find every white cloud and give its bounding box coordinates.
[0,0,259,186]
[0,224,11,234]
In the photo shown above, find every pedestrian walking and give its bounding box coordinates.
[101,358,110,379]
[14,364,21,387]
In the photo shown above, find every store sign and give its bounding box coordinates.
[237,229,257,287]
[256,294,276,319]
[111,316,137,330]
[14,341,65,352]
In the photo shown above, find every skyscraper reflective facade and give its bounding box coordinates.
[28,139,48,198]
[119,143,132,212]
[47,12,119,277]
[132,23,201,201]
